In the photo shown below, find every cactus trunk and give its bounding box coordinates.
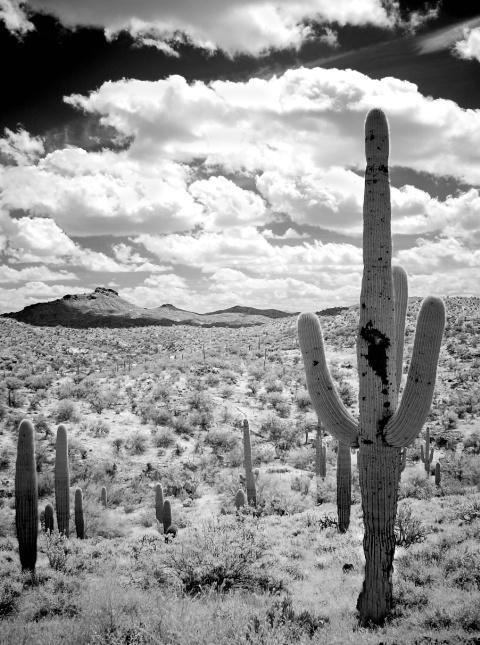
[243,419,256,506]
[75,488,85,539]
[44,503,54,534]
[155,483,164,527]
[54,424,70,537]
[15,419,38,573]
[337,441,351,533]
[163,499,172,534]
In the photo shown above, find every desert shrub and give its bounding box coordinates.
[441,409,459,430]
[464,432,480,455]
[204,372,220,387]
[260,413,300,451]
[219,369,238,385]
[296,390,312,411]
[0,570,22,618]
[287,446,314,471]
[152,426,176,448]
[395,501,429,547]
[441,453,480,485]
[264,378,283,393]
[54,399,81,423]
[399,469,437,500]
[205,428,239,453]
[172,416,195,436]
[0,445,12,470]
[111,437,124,452]
[151,384,172,401]
[149,408,173,427]
[189,409,214,430]
[290,474,312,496]
[37,470,55,497]
[252,443,276,465]
[220,385,234,399]
[165,516,280,594]
[338,381,356,407]
[87,386,118,413]
[57,381,76,400]
[246,379,260,396]
[24,374,53,391]
[89,417,110,437]
[187,391,214,412]
[127,431,149,454]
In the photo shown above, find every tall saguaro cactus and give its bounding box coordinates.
[55,424,70,537]
[15,419,38,573]
[75,488,85,539]
[243,419,257,506]
[297,109,445,625]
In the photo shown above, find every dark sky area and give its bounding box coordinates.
[1,1,480,138]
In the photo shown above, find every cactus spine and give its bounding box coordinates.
[155,483,164,528]
[44,503,54,534]
[337,441,351,533]
[421,427,434,475]
[75,488,85,539]
[15,419,38,573]
[243,419,256,506]
[297,109,445,625]
[435,462,441,486]
[55,424,70,537]
[163,499,172,534]
[101,486,107,507]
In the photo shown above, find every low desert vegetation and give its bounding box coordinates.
[1,295,480,643]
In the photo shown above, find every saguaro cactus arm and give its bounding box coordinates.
[384,297,445,447]
[297,313,359,448]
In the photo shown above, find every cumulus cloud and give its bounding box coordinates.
[396,236,480,271]
[0,0,34,36]
[0,281,85,313]
[0,264,77,283]
[0,129,44,166]
[454,26,480,62]
[18,0,428,55]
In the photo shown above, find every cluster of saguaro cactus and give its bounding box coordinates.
[297,109,445,625]
[421,427,434,474]
[243,419,256,506]
[55,424,70,537]
[15,419,38,573]
[336,441,351,533]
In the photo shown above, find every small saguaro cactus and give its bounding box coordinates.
[15,419,38,573]
[155,483,164,528]
[55,424,70,537]
[235,489,246,509]
[297,109,445,625]
[400,448,407,474]
[435,462,441,486]
[337,441,352,533]
[44,503,54,534]
[243,419,257,506]
[421,427,434,475]
[101,486,107,507]
[75,488,85,539]
[163,499,172,534]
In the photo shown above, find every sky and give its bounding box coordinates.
[1,0,480,314]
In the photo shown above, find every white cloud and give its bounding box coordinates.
[454,26,480,62]
[0,129,44,165]
[119,273,191,309]
[0,0,34,35]
[21,0,420,55]
[0,264,77,283]
[188,176,267,230]
[396,236,480,271]
[0,281,85,313]
[262,228,311,239]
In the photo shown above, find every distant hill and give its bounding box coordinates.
[1,287,296,329]
[205,305,295,319]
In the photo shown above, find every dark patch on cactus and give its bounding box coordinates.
[360,321,390,385]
